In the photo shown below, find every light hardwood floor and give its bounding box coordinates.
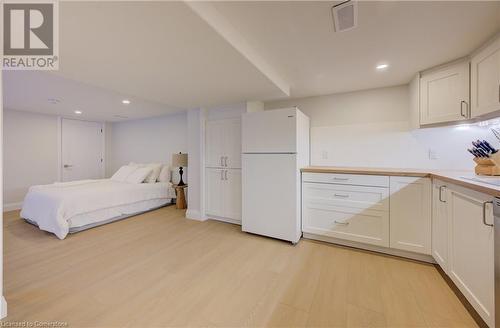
[3,206,477,327]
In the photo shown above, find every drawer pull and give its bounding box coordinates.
[334,220,349,226]
[483,201,494,227]
[334,194,349,198]
[333,177,349,181]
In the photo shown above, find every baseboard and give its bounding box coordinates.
[303,233,435,264]
[207,215,241,226]
[1,296,7,319]
[185,209,207,221]
[3,202,22,212]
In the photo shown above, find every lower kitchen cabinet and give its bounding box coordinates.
[389,177,431,254]
[205,168,241,223]
[431,180,449,272]
[446,184,494,327]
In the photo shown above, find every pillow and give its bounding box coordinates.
[111,165,137,182]
[125,167,153,184]
[158,165,171,182]
[129,162,162,183]
[145,163,162,183]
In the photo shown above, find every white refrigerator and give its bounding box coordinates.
[241,108,310,244]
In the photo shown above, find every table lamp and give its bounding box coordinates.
[172,152,188,186]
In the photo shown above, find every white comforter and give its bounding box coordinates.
[21,179,173,239]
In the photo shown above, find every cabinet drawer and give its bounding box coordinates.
[303,182,389,211]
[302,203,389,247]
[302,172,389,188]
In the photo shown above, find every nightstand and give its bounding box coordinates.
[174,184,188,209]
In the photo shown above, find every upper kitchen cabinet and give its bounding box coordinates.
[419,60,470,125]
[471,34,500,118]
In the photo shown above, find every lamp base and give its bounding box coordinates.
[178,167,185,186]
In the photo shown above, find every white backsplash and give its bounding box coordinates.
[311,121,498,171]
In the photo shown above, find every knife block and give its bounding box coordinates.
[474,153,500,175]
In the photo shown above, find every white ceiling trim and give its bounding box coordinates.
[185,1,291,97]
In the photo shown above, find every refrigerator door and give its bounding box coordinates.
[242,108,297,153]
[242,153,300,243]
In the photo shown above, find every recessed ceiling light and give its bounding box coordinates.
[376,63,389,70]
[74,110,82,115]
[122,99,131,104]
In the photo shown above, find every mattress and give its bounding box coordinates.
[21,179,176,239]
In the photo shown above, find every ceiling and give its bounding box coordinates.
[3,71,183,122]
[3,1,500,121]
[212,1,500,98]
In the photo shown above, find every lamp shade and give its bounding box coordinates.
[172,153,188,167]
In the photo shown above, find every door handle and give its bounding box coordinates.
[333,220,349,226]
[63,164,73,168]
[439,185,447,203]
[460,100,469,118]
[483,200,494,227]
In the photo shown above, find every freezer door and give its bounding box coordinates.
[242,153,300,243]
[242,108,297,153]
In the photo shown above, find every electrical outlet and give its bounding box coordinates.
[322,151,329,159]
[428,149,438,160]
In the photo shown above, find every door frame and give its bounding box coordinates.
[57,117,106,182]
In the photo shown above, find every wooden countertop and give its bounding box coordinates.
[301,166,500,197]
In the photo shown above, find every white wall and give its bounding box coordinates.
[1,69,7,319]
[265,85,493,171]
[3,110,59,208]
[108,112,188,177]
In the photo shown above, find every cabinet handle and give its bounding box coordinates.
[220,156,223,167]
[224,170,228,180]
[439,185,446,203]
[334,220,349,226]
[482,200,494,227]
[224,156,228,167]
[460,100,469,118]
[334,193,349,198]
[220,170,224,180]
[333,177,349,181]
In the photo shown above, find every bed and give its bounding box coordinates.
[20,164,177,239]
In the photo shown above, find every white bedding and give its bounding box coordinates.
[21,179,175,239]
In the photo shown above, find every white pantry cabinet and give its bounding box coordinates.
[205,119,241,169]
[431,180,449,272]
[447,184,494,327]
[205,168,241,222]
[389,177,431,254]
[420,60,470,125]
[471,35,500,118]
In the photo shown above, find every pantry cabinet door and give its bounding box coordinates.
[389,177,431,254]
[224,169,242,222]
[205,168,225,217]
[431,181,448,272]
[223,119,241,169]
[471,36,500,117]
[206,121,225,168]
[420,61,470,125]
[447,186,494,327]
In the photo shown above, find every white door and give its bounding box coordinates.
[61,119,104,182]
[471,36,500,117]
[432,181,449,272]
[389,177,431,254]
[447,186,494,327]
[420,61,470,125]
[242,153,299,242]
[205,121,225,168]
[242,108,297,153]
[225,120,241,169]
[224,169,242,221]
[205,168,225,217]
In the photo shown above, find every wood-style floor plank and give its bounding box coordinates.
[2,206,477,327]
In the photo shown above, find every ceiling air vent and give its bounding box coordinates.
[332,1,357,32]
